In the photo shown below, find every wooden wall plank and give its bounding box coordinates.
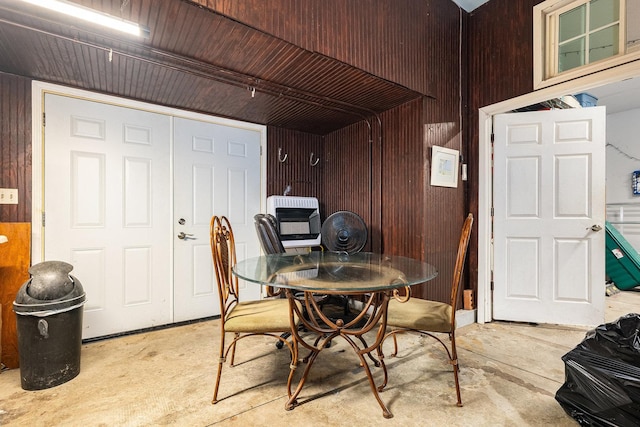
[266,127,323,201]
[193,0,458,96]
[321,120,376,251]
[0,73,31,223]
[465,0,544,295]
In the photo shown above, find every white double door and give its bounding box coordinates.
[41,93,263,339]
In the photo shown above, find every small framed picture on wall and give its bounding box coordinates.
[430,146,459,188]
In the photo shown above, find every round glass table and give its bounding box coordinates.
[234,251,438,418]
[234,251,437,293]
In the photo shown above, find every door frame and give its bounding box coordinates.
[31,80,267,265]
[478,60,640,324]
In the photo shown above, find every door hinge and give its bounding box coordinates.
[42,211,46,227]
[490,280,494,291]
[42,112,46,127]
[490,133,494,143]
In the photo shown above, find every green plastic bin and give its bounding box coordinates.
[605,221,640,290]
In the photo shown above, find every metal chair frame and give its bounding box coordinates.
[381,213,473,407]
[210,215,298,404]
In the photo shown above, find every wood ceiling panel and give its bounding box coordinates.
[0,0,420,135]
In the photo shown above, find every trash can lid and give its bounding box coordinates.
[26,261,75,300]
[13,261,86,315]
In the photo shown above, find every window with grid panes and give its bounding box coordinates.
[534,0,640,88]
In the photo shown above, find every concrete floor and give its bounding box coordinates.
[1,290,639,426]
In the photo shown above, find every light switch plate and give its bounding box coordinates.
[0,188,19,204]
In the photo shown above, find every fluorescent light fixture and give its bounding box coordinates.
[20,0,150,38]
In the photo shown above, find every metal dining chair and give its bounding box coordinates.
[253,213,332,349]
[210,215,299,404]
[254,213,286,257]
[254,213,286,298]
[381,213,474,407]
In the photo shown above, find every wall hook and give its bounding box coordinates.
[278,147,288,163]
[310,152,320,167]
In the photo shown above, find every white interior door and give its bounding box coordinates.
[173,117,263,322]
[493,106,606,326]
[44,94,172,339]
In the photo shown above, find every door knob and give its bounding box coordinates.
[588,224,602,232]
[177,232,194,240]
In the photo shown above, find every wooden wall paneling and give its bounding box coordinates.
[197,0,316,51]
[468,0,541,109]
[0,73,31,223]
[1,1,418,136]
[320,120,376,251]
[413,2,466,303]
[374,97,464,303]
[0,222,31,370]
[460,10,473,298]
[418,4,466,303]
[266,126,322,202]
[379,100,424,257]
[369,115,383,253]
[195,0,465,96]
[313,0,467,303]
[465,0,543,297]
[421,115,466,304]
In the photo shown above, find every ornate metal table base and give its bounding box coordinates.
[284,289,394,418]
[233,252,437,418]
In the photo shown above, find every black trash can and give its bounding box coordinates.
[13,261,86,390]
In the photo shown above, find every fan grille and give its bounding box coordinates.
[321,211,367,254]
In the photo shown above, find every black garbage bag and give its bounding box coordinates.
[555,313,640,426]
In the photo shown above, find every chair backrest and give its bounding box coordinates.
[450,213,474,318]
[210,215,239,317]
[254,213,286,254]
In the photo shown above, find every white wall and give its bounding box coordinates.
[606,107,640,203]
[605,107,640,253]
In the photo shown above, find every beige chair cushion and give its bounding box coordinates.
[224,298,300,333]
[387,298,452,333]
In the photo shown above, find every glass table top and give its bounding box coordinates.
[233,251,438,293]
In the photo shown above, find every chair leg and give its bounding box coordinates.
[229,332,239,366]
[212,332,227,404]
[343,295,350,315]
[276,331,291,349]
[449,332,463,407]
[383,328,463,407]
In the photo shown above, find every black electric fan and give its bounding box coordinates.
[321,211,368,254]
